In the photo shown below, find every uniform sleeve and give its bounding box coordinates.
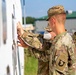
[27,38,51,62]
[28,47,49,62]
[54,45,68,75]
[21,31,50,62]
[21,31,43,50]
[54,44,76,75]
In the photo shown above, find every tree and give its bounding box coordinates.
[22,16,36,25]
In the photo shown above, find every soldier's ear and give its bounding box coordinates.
[52,17,56,23]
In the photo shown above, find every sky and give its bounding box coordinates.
[21,0,76,18]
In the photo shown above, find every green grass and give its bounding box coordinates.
[24,48,38,75]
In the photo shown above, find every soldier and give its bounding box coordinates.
[17,22,56,75]
[47,5,76,75]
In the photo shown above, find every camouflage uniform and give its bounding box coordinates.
[21,31,52,75]
[72,32,76,46]
[49,32,76,75]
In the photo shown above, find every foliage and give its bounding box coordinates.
[22,16,36,25]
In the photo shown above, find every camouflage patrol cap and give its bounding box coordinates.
[47,5,66,21]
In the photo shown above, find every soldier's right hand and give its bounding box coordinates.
[17,22,24,36]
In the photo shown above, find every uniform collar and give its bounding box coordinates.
[53,31,67,43]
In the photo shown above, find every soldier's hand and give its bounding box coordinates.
[17,22,24,36]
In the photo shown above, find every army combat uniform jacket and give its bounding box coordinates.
[72,33,76,46]
[49,32,76,75]
[21,31,52,75]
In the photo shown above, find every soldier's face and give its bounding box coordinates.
[49,16,56,32]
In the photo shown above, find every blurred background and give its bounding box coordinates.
[21,0,76,34]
